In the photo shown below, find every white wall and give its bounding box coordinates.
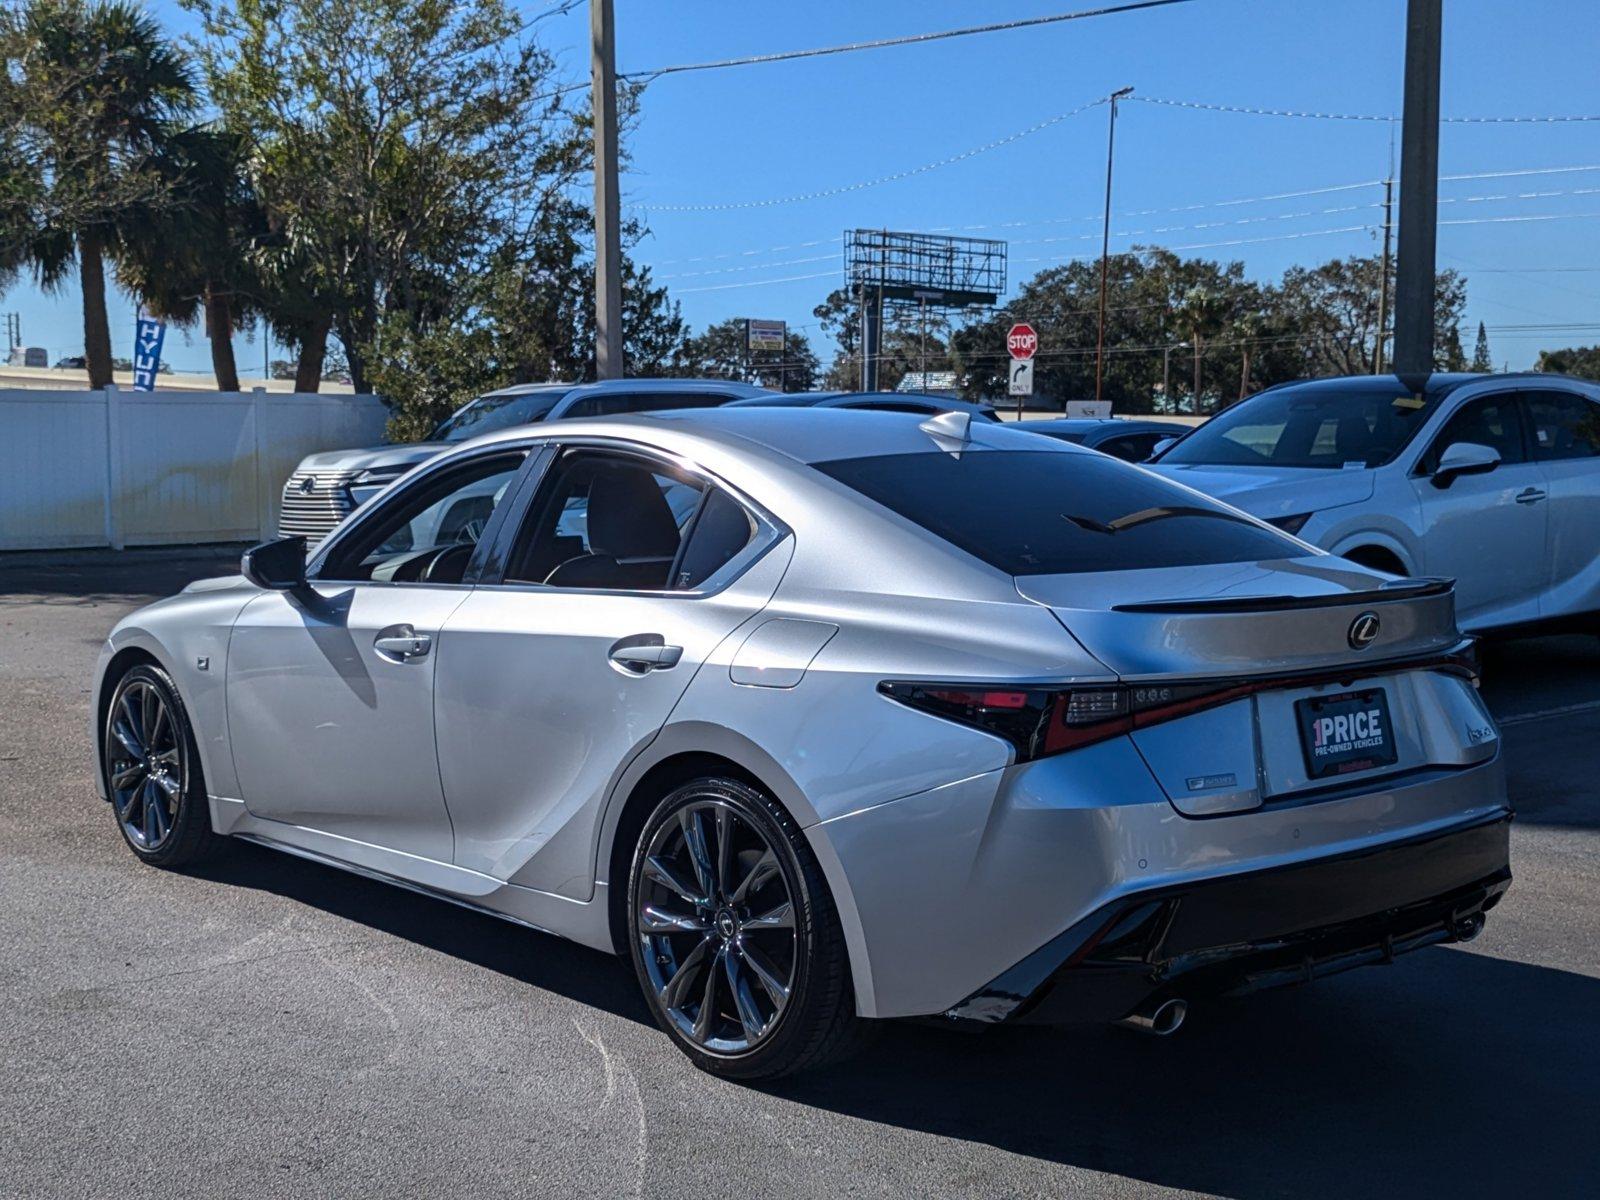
[0,387,388,551]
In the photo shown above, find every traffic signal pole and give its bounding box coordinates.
[1391,0,1441,381]
[591,0,624,379]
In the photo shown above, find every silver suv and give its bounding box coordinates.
[280,378,775,544]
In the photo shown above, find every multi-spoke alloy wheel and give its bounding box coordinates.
[101,664,222,867]
[107,677,184,851]
[628,777,865,1079]
[637,798,798,1054]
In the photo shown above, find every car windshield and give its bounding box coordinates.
[815,449,1302,575]
[433,391,566,442]
[1158,381,1446,469]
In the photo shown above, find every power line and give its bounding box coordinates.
[620,1,1195,82]
[1130,95,1600,124]
[637,98,1104,212]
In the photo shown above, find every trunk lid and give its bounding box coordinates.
[1015,555,1459,680]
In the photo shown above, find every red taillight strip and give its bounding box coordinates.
[883,641,1478,763]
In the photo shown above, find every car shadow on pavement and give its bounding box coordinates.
[771,946,1599,1198]
[188,840,654,1027]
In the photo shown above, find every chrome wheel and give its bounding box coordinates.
[636,798,798,1055]
[106,678,184,852]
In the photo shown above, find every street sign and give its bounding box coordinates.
[1066,400,1111,419]
[132,315,165,392]
[1007,322,1038,361]
[746,319,786,352]
[1009,359,1034,397]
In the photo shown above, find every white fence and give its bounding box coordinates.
[0,387,389,551]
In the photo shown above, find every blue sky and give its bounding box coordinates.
[7,0,1599,376]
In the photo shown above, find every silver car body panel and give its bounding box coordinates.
[94,409,1511,1019]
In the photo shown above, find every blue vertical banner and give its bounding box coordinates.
[132,315,165,391]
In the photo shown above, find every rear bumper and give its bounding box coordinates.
[946,812,1511,1024]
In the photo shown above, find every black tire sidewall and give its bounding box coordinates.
[103,663,208,867]
[626,777,829,1079]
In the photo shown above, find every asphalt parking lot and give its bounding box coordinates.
[2,547,1597,1199]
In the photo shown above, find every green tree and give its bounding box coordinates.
[0,0,198,387]
[1276,254,1467,377]
[1471,320,1493,372]
[681,318,818,392]
[812,288,956,392]
[186,0,588,394]
[1536,345,1600,381]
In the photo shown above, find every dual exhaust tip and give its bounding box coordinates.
[1115,997,1188,1037]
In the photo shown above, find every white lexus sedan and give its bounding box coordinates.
[1148,373,1600,635]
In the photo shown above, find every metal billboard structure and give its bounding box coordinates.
[844,229,1006,391]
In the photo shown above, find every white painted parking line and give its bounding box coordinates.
[1496,699,1600,728]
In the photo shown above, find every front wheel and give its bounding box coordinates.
[626,777,864,1079]
[102,663,225,867]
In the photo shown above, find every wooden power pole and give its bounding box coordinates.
[1391,0,1442,380]
[591,0,624,379]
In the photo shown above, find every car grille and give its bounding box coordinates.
[279,471,356,545]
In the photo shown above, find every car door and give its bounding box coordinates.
[1522,388,1600,619]
[1409,391,1547,629]
[226,448,531,860]
[432,444,791,894]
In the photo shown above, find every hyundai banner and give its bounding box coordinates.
[133,315,165,391]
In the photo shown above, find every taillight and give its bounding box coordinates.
[879,680,1249,762]
[880,646,1475,762]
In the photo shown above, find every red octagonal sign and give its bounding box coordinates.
[1007,323,1038,361]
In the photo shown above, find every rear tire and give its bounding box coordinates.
[626,776,865,1080]
[102,663,225,868]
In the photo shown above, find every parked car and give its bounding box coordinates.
[95,408,1509,1079]
[725,390,1001,421]
[1019,417,1187,462]
[278,378,775,545]
[1147,373,1600,635]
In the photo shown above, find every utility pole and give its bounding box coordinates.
[1392,0,1442,381]
[591,0,624,379]
[1095,86,1134,405]
[1374,176,1394,373]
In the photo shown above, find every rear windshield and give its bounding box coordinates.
[814,450,1304,576]
[434,392,566,442]
[1158,380,1445,469]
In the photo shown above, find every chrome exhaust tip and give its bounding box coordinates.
[1451,913,1486,944]
[1115,997,1188,1037]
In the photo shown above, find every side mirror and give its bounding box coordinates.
[1431,441,1501,488]
[242,536,308,592]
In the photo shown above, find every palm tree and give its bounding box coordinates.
[115,127,260,390]
[2,0,197,388]
[1178,285,1229,414]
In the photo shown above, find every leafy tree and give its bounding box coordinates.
[681,318,818,392]
[1471,320,1492,372]
[186,0,589,394]
[812,288,953,392]
[1536,345,1600,382]
[0,0,198,387]
[1276,255,1467,377]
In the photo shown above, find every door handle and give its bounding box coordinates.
[1514,487,1547,505]
[608,640,683,673]
[374,624,432,661]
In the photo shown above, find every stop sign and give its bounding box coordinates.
[1007,323,1038,360]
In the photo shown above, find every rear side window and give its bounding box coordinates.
[814,450,1303,576]
[1525,392,1600,460]
[674,489,757,588]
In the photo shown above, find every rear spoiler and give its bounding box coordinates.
[1112,576,1453,615]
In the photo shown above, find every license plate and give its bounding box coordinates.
[1295,688,1398,779]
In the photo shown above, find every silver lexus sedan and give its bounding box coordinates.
[92,409,1511,1079]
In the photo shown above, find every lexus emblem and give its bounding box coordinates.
[1348,611,1381,650]
[297,476,316,495]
